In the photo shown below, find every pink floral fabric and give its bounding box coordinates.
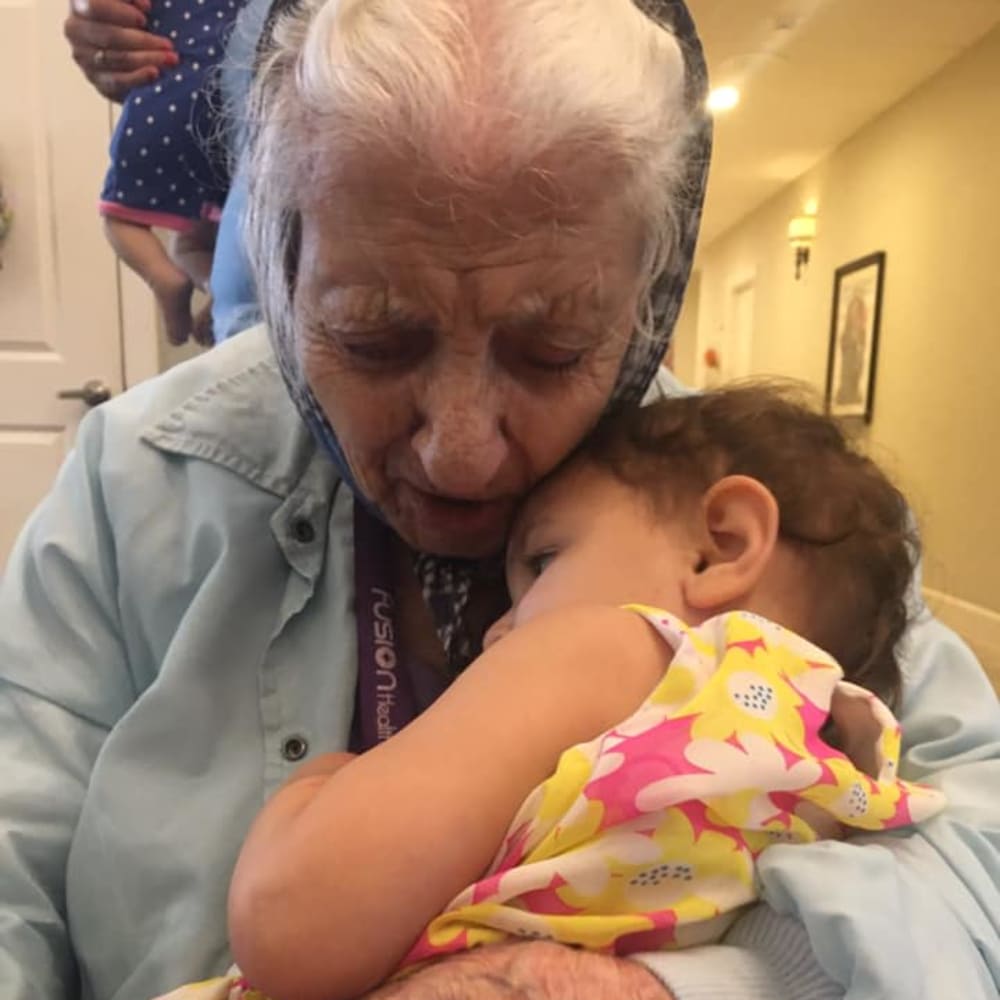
[403,608,945,962]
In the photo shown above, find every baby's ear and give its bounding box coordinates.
[682,475,779,612]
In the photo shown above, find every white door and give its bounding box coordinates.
[0,0,123,564]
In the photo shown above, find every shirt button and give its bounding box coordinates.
[281,735,309,762]
[291,518,316,545]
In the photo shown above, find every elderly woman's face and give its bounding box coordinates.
[295,151,643,558]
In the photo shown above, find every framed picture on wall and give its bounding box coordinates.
[825,252,886,423]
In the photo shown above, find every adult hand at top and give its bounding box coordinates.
[64,0,179,103]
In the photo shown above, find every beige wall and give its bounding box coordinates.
[687,25,1000,616]
[669,270,700,385]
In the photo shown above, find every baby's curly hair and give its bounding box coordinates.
[579,383,919,706]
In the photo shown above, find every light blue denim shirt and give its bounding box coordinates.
[2,328,998,1000]
[208,0,269,343]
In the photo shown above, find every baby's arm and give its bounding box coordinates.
[228,605,670,1000]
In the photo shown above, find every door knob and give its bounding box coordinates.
[58,379,112,407]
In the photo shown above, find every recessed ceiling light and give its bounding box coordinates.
[707,86,741,114]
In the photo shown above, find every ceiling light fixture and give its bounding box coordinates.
[707,86,741,114]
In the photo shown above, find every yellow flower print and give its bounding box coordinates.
[796,754,945,831]
[528,828,669,902]
[425,831,667,954]
[405,610,945,971]
[486,744,607,873]
[687,656,806,746]
[419,901,511,953]
[621,808,755,914]
[669,617,837,751]
[799,757,905,829]
[532,807,756,949]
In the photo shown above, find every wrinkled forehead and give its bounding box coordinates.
[295,133,644,252]
[293,140,648,327]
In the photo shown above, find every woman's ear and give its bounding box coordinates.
[682,475,780,612]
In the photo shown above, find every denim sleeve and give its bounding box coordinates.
[752,612,1000,1000]
[209,172,261,342]
[635,906,842,1000]
[210,0,272,342]
[0,411,131,1000]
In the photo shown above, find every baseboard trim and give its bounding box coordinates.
[923,588,1000,688]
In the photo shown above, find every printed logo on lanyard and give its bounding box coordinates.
[371,586,401,742]
[354,505,419,748]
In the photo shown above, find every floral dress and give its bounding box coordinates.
[153,608,945,999]
[406,608,945,959]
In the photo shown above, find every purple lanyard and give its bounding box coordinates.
[352,504,435,750]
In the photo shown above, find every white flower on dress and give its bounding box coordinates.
[726,672,779,719]
[496,829,666,903]
[635,732,822,827]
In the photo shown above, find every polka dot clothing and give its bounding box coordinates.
[99,0,246,232]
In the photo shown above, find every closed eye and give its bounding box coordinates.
[525,549,558,577]
[524,350,586,374]
[335,325,435,371]
[494,323,595,380]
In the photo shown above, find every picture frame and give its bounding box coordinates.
[825,252,886,423]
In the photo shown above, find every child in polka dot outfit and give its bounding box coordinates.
[155,385,946,1000]
[99,0,247,345]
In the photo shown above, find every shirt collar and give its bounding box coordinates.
[139,325,320,500]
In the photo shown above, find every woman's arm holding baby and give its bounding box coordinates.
[228,605,670,1000]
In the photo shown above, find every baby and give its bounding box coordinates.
[159,384,945,1000]
[98,0,245,346]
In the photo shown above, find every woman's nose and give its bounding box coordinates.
[412,379,508,497]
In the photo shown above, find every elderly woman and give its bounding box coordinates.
[9,1,1000,999]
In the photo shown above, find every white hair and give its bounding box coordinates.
[246,0,695,353]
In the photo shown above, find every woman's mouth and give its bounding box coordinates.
[397,483,518,554]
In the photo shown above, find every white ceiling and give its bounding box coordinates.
[690,0,1000,245]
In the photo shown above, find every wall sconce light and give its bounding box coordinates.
[787,210,818,280]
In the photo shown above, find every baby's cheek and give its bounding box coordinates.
[511,571,578,628]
